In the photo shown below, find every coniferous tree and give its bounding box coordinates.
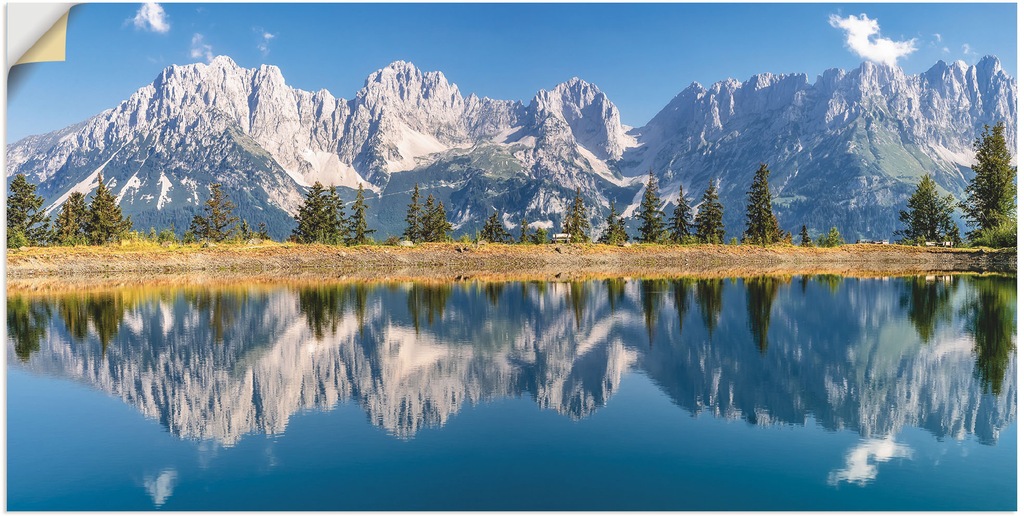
[598,200,628,244]
[423,198,453,242]
[561,187,590,243]
[817,226,845,247]
[85,172,132,245]
[961,122,1016,239]
[189,183,237,242]
[481,210,512,243]
[51,192,89,245]
[404,183,422,242]
[239,219,253,240]
[292,182,329,243]
[324,186,344,244]
[895,174,959,244]
[744,163,781,245]
[799,225,813,247]
[533,227,549,244]
[347,183,374,245]
[695,179,725,244]
[256,222,270,240]
[7,173,50,246]
[669,185,694,243]
[332,186,349,244]
[637,171,665,243]
[421,194,436,242]
[518,218,531,244]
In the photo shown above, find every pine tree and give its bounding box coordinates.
[799,225,812,247]
[669,185,694,243]
[7,173,50,246]
[256,222,270,240]
[332,186,349,244]
[424,199,453,242]
[533,227,549,244]
[481,210,511,243]
[961,122,1016,239]
[561,187,590,243]
[518,218,531,244]
[598,200,628,244]
[85,172,132,245]
[239,219,253,240]
[896,174,959,244]
[292,182,328,243]
[51,192,89,245]
[695,179,725,244]
[421,194,436,242]
[404,183,422,242]
[744,163,781,245]
[817,226,844,247]
[347,183,374,245]
[325,185,344,244]
[637,171,665,243]
[190,183,237,242]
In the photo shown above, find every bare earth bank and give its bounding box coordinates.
[5,243,1015,293]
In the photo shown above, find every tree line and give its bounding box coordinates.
[8,122,1014,249]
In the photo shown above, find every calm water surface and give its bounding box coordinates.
[6,275,1017,510]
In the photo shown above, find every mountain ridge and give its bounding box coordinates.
[6,56,1016,240]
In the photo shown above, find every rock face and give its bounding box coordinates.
[623,58,1017,238]
[6,56,1016,239]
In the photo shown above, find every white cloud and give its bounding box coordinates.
[942,47,950,54]
[143,468,178,507]
[933,33,942,43]
[828,13,917,67]
[828,439,912,486]
[190,33,213,62]
[256,30,276,56]
[962,43,977,57]
[132,2,170,33]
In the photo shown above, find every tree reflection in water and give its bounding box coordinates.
[6,274,1016,447]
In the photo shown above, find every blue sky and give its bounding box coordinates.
[7,3,1017,142]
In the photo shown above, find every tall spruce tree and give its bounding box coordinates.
[423,198,452,242]
[86,172,132,245]
[599,200,628,244]
[327,185,348,243]
[961,122,1017,239]
[637,171,665,243]
[744,163,781,245]
[347,183,374,244]
[481,210,512,243]
[332,186,349,244]
[52,192,89,245]
[561,187,590,243]
[799,225,812,247]
[404,183,423,242]
[518,218,531,244]
[190,183,237,242]
[896,174,959,244]
[7,173,50,246]
[695,179,725,244]
[292,182,330,243]
[669,185,694,243]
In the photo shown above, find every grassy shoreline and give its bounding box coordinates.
[5,241,1015,291]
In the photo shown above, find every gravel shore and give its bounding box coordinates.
[5,242,1015,292]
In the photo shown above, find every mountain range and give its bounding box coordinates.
[6,56,1016,240]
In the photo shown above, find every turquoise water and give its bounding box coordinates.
[6,275,1016,510]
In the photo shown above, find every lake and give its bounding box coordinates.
[6,274,1016,510]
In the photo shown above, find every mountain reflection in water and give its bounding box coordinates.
[7,275,1016,449]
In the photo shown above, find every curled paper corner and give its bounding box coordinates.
[8,3,75,69]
